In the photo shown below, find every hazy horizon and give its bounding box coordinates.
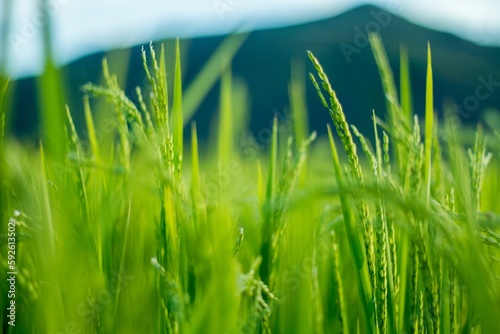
[1,0,500,78]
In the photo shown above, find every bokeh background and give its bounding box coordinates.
[1,0,500,141]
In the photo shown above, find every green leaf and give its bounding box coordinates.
[424,43,434,203]
[172,38,184,173]
[0,77,8,147]
[400,46,413,125]
[327,124,373,332]
[218,67,233,166]
[183,34,248,124]
[83,95,100,163]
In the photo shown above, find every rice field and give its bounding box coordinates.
[1,33,500,333]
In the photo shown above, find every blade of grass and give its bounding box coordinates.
[400,46,413,125]
[183,34,248,124]
[38,143,67,332]
[260,116,278,286]
[369,34,410,170]
[191,121,203,223]
[83,95,101,164]
[172,38,184,175]
[332,231,349,334]
[38,61,67,162]
[38,0,66,162]
[327,125,373,332]
[0,77,7,229]
[0,77,8,148]
[424,43,434,203]
[39,143,56,258]
[289,59,309,186]
[308,51,377,331]
[266,116,278,222]
[113,200,132,322]
[289,59,309,150]
[218,67,233,166]
[92,48,133,148]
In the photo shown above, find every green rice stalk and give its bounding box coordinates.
[159,44,169,114]
[276,134,316,210]
[468,127,493,210]
[417,229,438,333]
[218,68,233,167]
[410,245,419,334]
[113,201,132,321]
[266,117,278,203]
[38,61,67,162]
[372,111,383,174]
[144,42,186,326]
[257,160,264,205]
[443,106,471,215]
[383,179,399,329]
[423,44,440,334]
[116,101,131,171]
[82,59,147,172]
[289,60,309,151]
[308,51,377,330]
[271,133,316,284]
[399,46,413,126]
[332,231,349,334]
[382,132,391,175]
[154,43,169,128]
[83,79,145,136]
[327,124,373,332]
[417,290,424,334]
[307,52,365,185]
[0,77,7,231]
[142,43,168,129]
[83,95,101,164]
[402,116,423,206]
[101,59,146,131]
[136,86,156,141]
[289,60,310,186]
[369,34,399,110]
[380,129,398,312]
[311,236,325,334]
[159,187,183,332]
[65,106,92,228]
[234,227,244,257]
[37,143,68,331]
[172,39,184,176]
[39,144,56,259]
[260,116,278,286]
[191,122,203,223]
[353,125,394,334]
[183,34,248,124]
[0,77,7,148]
[439,260,450,334]
[402,117,425,333]
[432,116,445,200]
[449,270,457,334]
[397,228,409,333]
[369,34,410,170]
[39,0,66,162]
[424,43,434,204]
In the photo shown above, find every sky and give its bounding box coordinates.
[1,0,500,78]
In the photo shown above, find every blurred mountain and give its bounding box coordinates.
[9,4,500,141]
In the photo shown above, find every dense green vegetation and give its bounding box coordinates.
[1,33,500,334]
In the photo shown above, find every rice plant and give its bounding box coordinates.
[0,32,499,334]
